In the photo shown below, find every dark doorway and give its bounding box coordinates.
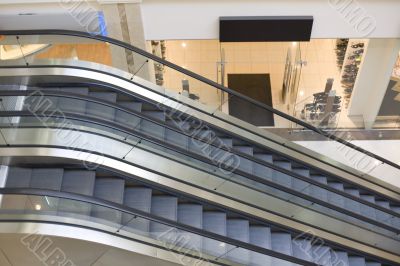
[378,79,400,116]
[227,73,274,126]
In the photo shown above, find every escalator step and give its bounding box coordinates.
[177,204,203,228]
[59,170,96,216]
[391,206,400,228]
[61,170,96,196]
[202,212,227,257]
[344,188,361,214]
[365,262,381,266]
[86,92,117,121]
[271,232,294,266]
[292,238,313,262]
[292,168,311,195]
[177,204,203,249]
[24,87,59,111]
[57,87,89,114]
[189,130,213,156]
[227,219,249,263]
[3,167,32,210]
[327,182,345,208]
[233,146,254,174]
[249,226,272,266]
[348,256,366,266]
[208,138,233,163]
[273,161,292,188]
[360,195,376,220]
[271,232,293,256]
[115,101,142,130]
[30,168,64,190]
[29,168,63,212]
[165,121,189,150]
[375,200,392,226]
[331,251,349,266]
[219,138,233,148]
[91,178,125,224]
[253,153,274,181]
[141,111,166,140]
[150,196,178,238]
[312,246,332,266]
[123,187,152,233]
[5,167,32,187]
[310,175,328,202]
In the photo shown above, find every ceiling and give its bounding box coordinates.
[141,0,400,39]
[0,233,181,266]
[0,2,101,32]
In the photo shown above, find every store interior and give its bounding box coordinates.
[150,38,400,130]
[0,36,399,132]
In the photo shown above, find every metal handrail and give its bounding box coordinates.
[0,29,399,173]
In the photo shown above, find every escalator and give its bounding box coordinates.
[1,165,396,266]
[0,30,399,266]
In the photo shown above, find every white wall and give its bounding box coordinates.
[2,0,400,39]
[347,38,400,128]
[296,140,400,188]
[0,2,101,32]
[141,0,400,40]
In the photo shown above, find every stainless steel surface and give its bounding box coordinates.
[0,63,398,199]
[0,145,399,264]
[0,221,214,266]
[2,125,399,242]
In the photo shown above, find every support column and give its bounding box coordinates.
[0,165,9,205]
[124,3,155,82]
[347,38,400,128]
[100,4,129,72]
[100,1,155,82]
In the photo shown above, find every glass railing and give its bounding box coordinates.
[0,30,399,190]
[0,190,308,266]
[0,92,399,241]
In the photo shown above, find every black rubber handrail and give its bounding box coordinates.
[0,29,399,173]
[1,107,399,234]
[0,187,318,266]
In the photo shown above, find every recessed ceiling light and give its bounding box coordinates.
[181,42,187,48]
[35,204,41,210]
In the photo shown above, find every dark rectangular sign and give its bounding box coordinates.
[220,16,313,42]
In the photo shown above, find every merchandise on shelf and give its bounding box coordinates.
[339,40,365,108]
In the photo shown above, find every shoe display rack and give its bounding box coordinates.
[151,40,166,86]
[335,38,349,71]
[339,39,366,108]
